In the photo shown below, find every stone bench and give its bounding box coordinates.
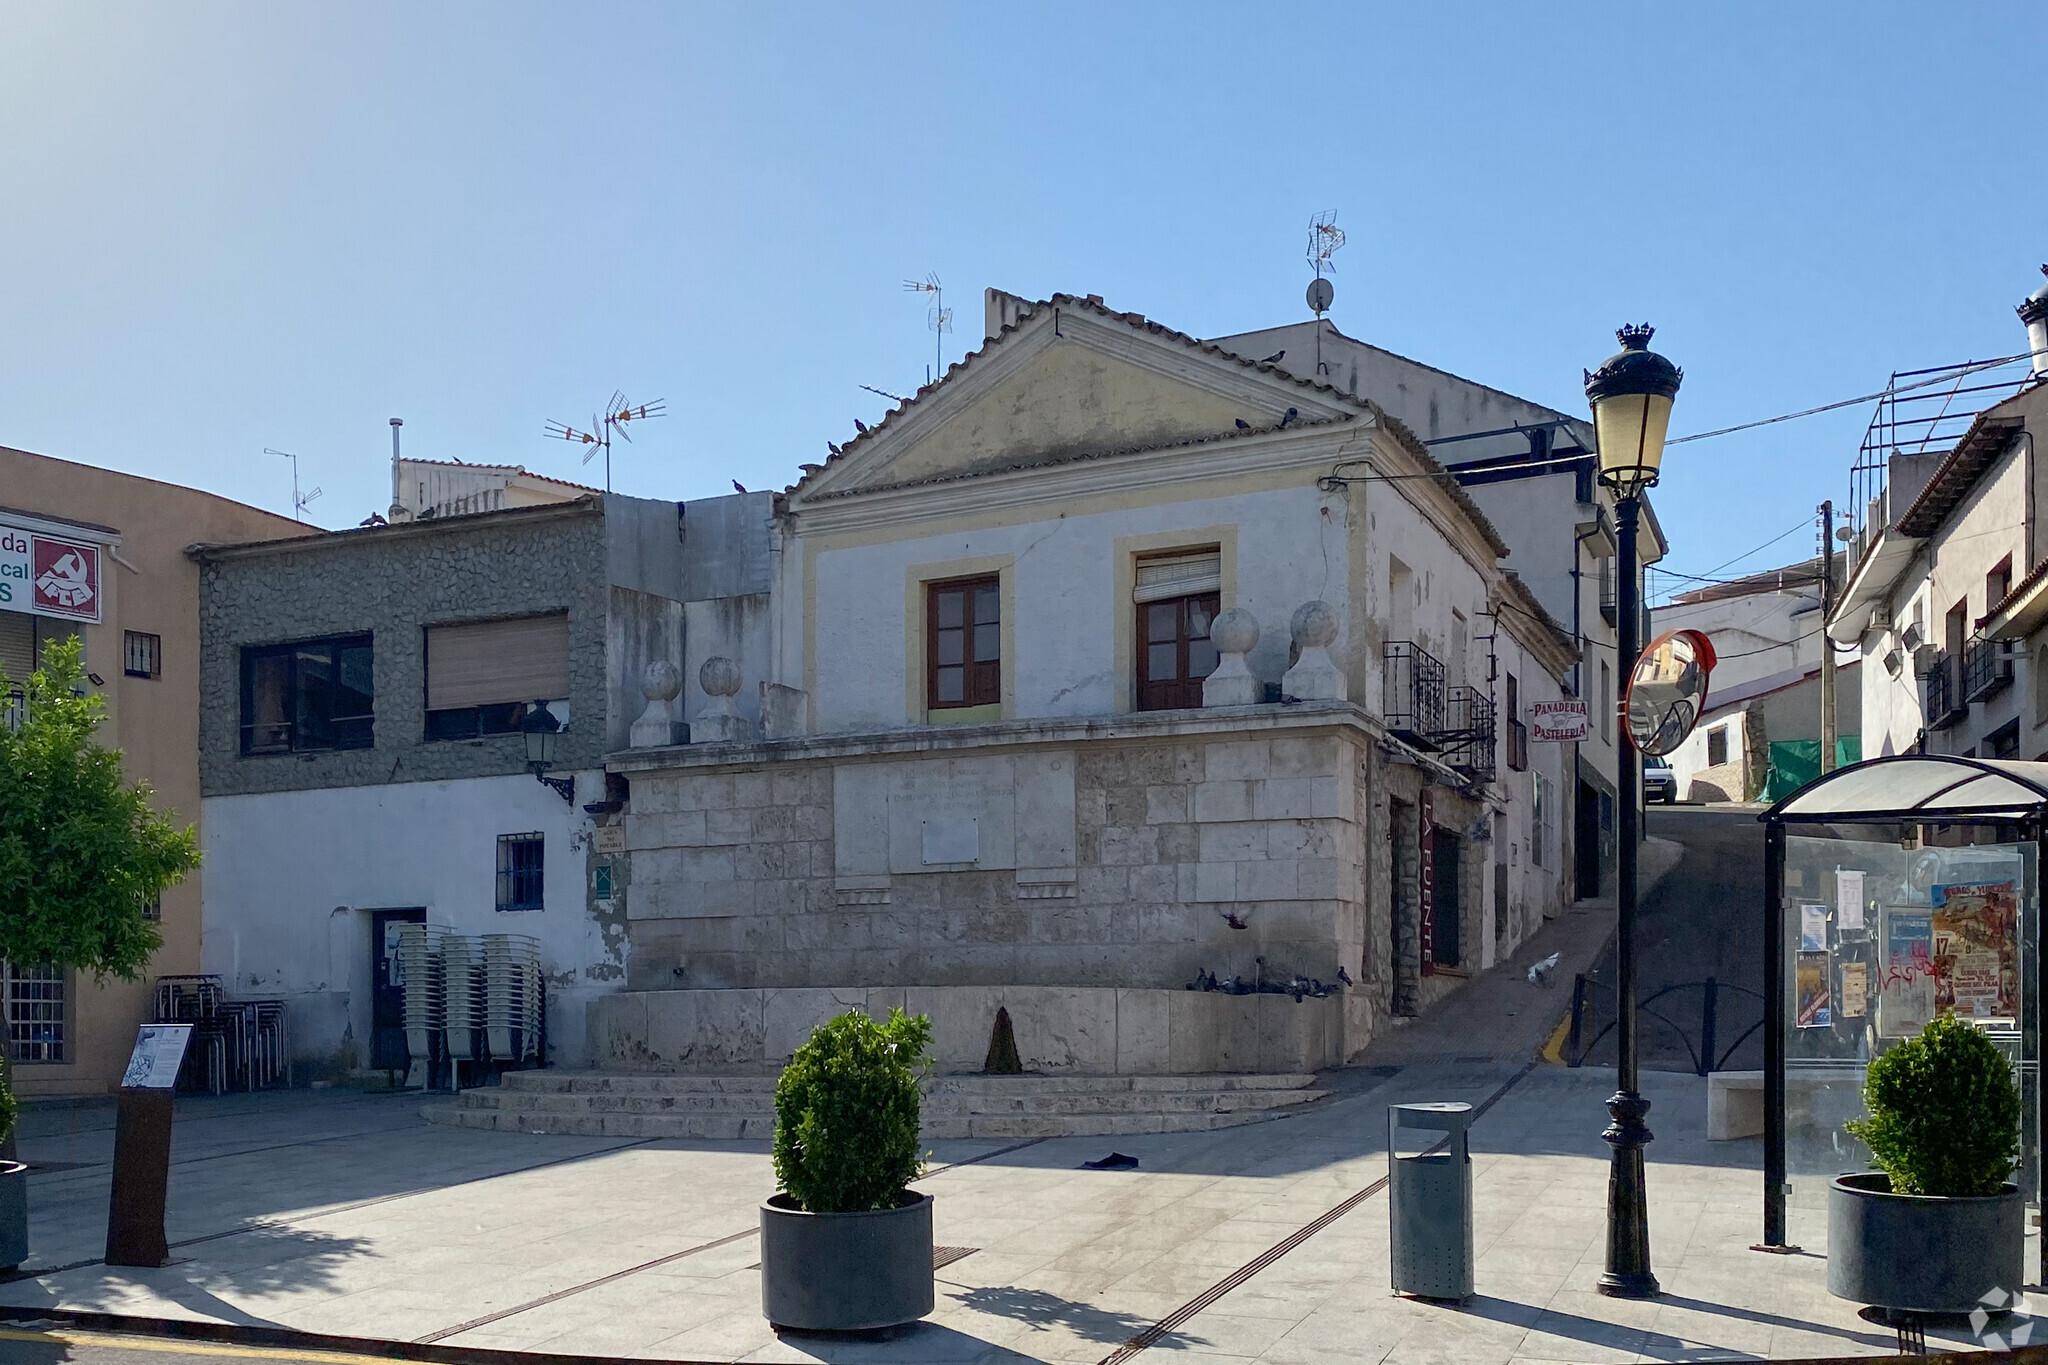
[1708,1066,1867,1140]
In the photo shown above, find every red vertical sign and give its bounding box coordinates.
[1418,789,1436,976]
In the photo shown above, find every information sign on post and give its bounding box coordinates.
[106,1024,190,1267]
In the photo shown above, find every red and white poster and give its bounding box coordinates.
[1,522,102,624]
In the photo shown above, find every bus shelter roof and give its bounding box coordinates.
[1761,754,2048,824]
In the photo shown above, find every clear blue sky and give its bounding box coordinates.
[4,3,2043,589]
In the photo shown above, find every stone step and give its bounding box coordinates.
[495,1070,1315,1096]
[450,1086,1324,1119]
[425,1070,1329,1140]
[425,1095,1326,1141]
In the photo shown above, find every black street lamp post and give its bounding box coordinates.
[1584,324,1682,1299]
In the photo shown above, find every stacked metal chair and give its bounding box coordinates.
[395,922,450,1091]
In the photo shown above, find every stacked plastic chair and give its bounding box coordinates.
[440,932,486,1084]
[481,934,542,1063]
[395,923,449,1091]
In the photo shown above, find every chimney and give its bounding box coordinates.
[388,418,410,522]
[2021,266,2048,381]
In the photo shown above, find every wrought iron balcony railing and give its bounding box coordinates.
[1383,641,1445,742]
[1922,651,1967,730]
[1440,686,1497,783]
[2,687,22,733]
[1962,635,2013,704]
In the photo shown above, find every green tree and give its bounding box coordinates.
[0,637,199,1145]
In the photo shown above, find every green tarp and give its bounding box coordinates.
[1762,737,1864,804]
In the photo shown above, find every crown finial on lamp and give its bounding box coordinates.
[1616,323,1656,350]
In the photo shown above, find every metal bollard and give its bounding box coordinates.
[1388,1101,1475,1300]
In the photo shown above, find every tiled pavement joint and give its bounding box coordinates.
[1098,1062,1537,1365]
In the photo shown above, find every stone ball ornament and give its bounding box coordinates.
[1290,600,1338,649]
[642,659,683,703]
[1209,607,1260,656]
[699,656,743,699]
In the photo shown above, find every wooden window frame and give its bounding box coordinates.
[1135,590,1222,712]
[926,574,1001,710]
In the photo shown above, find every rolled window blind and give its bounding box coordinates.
[1133,550,1221,603]
[0,612,32,684]
[426,613,570,710]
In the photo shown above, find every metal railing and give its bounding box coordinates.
[1922,650,1967,729]
[1,688,22,732]
[1439,686,1496,783]
[1382,642,1445,740]
[1962,635,2014,704]
[1564,974,1765,1077]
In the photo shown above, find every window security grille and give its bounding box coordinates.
[496,833,545,912]
[4,963,66,1063]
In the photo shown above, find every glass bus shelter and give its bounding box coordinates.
[1759,755,2047,1274]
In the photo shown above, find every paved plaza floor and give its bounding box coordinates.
[2,1057,2025,1365]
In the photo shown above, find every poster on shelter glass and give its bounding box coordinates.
[1879,910,1935,1038]
[1796,950,1832,1028]
[1931,880,2019,1023]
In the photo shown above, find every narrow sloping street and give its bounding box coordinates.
[1580,807,1769,1075]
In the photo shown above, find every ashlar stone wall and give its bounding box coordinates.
[620,725,1373,1028]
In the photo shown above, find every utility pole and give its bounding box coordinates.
[1819,500,1838,775]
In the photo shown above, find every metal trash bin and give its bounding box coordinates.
[1388,1101,1474,1300]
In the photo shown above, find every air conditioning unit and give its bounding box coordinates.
[1870,604,1893,633]
[1901,621,1925,652]
[1883,648,1904,678]
[1912,644,1939,678]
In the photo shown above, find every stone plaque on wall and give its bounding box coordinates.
[921,817,980,866]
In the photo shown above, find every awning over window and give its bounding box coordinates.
[426,613,570,710]
[1134,550,1221,603]
[1763,754,2048,822]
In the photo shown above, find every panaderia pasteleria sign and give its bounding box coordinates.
[0,520,103,624]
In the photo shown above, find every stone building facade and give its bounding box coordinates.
[591,290,1581,1076]
[192,494,693,1072]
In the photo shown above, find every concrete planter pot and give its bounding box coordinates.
[0,1160,27,1272]
[1827,1173,2023,1314]
[759,1191,934,1333]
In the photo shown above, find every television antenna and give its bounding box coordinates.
[1306,211,1345,316]
[264,448,322,522]
[543,391,666,492]
[904,273,951,385]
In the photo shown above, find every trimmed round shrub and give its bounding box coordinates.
[773,1009,932,1213]
[1847,1012,2019,1197]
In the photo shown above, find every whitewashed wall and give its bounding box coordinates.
[1863,444,2029,758]
[200,770,610,1072]
[804,483,1355,730]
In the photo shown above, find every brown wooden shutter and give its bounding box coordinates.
[426,614,570,710]
[0,612,32,684]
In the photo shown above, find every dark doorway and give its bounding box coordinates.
[369,908,425,1073]
[1431,831,1461,967]
[1576,780,1603,899]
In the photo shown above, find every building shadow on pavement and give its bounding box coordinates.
[0,1226,374,1330]
[946,1285,1207,1350]
[1438,1288,1903,1361]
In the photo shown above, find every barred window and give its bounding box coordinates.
[124,631,162,679]
[5,963,68,1063]
[496,833,545,912]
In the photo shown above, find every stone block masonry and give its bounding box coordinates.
[604,706,1461,1071]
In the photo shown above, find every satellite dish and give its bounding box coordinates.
[1306,277,1335,315]
[1834,526,1855,542]
[1625,628,1718,756]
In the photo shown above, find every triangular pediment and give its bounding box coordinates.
[793,300,1358,501]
